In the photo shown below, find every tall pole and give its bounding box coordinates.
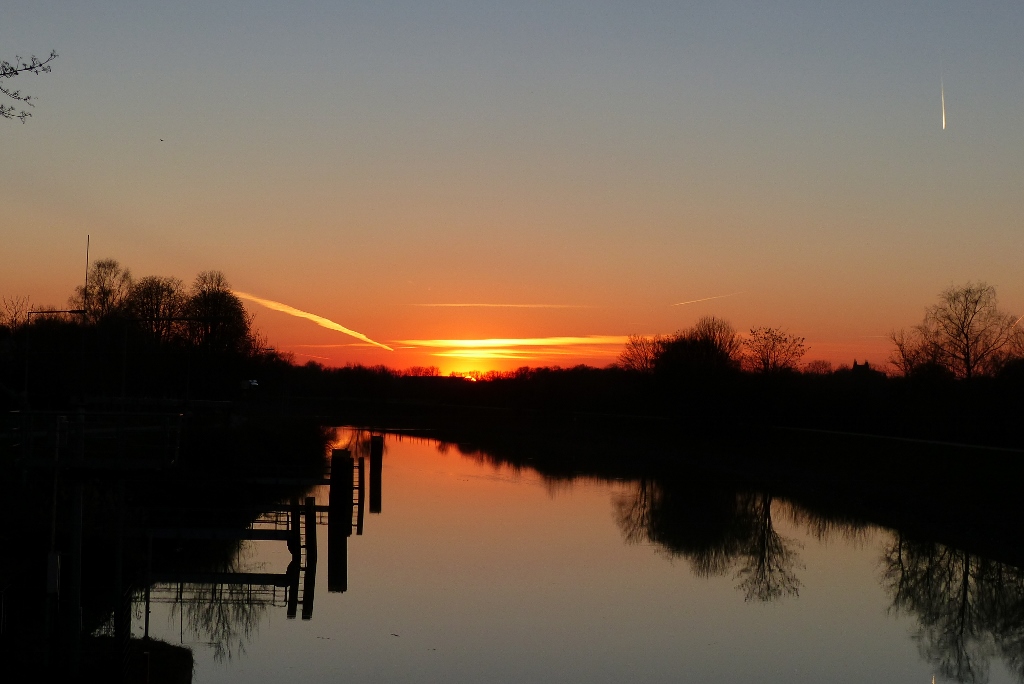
[83,235,90,313]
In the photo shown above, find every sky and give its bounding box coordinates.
[3,1,1023,374]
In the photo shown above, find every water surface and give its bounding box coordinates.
[141,430,1021,684]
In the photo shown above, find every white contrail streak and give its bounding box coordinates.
[941,76,946,130]
[1012,313,1024,328]
[672,291,745,307]
[233,291,393,351]
[414,303,592,309]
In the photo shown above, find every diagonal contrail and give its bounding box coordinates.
[672,291,745,307]
[234,291,393,351]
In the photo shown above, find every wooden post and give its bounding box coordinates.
[328,450,351,593]
[369,435,383,514]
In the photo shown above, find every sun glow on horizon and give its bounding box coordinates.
[398,335,630,364]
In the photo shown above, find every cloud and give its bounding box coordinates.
[412,303,593,309]
[399,335,629,361]
[398,336,630,348]
[234,291,393,351]
[672,291,745,306]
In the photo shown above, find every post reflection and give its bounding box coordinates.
[0,415,381,680]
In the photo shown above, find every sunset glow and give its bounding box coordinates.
[397,336,629,363]
[3,3,1022,375]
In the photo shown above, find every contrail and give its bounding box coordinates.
[233,291,393,351]
[941,76,946,130]
[672,291,745,307]
[413,303,592,309]
[1012,313,1024,328]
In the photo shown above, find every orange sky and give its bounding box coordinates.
[3,3,1023,375]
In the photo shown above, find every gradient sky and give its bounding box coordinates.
[4,1,1023,373]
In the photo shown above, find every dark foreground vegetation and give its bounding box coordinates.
[2,265,1022,450]
[0,412,334,681]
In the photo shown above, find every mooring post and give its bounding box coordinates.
[369,435,383,514]
[328,449,352,593]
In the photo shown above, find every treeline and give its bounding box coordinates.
[0,259,279,407]
[3,269,1023,447]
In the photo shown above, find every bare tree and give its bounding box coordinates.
[690,315,743,361]
[802,359,833,375]
[185,271,252,353]
[891,283,1020,379]
[1,51,57,122]
[125,276,186,343]
[69,259,134,322]
[743,327,806,372]
[617,334,663,372]
[0,295,30,329]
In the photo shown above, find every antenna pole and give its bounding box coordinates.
[83,235,90,314]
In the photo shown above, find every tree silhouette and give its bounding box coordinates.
[743,327,806,373]
[617,334,663,373]
[69,259,134,323]
[125,276,186,344]
[890,283,1021,379]
[185,271,252,354]
[652,316,742,379]
[1,51,57,122]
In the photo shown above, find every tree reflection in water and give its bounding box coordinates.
[167,543,271,663]
[617,476,1024,684]
[615,480,802,601]
[883,536,1024,684]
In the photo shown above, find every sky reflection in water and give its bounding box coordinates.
[143,430,1022,684]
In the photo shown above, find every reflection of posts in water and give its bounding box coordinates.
[302,496,317,619]
[357,456,365,533]
[286,500,301,619]
[286,556,300,620]
[287,497,301,555]
[328,449,352,593]
[370,435,383,514]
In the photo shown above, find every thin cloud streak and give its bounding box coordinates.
[398,336,629,348]
[292,343,378,348]
[234,291,393,351]
[672,291,745,307]
[413,303,593,309]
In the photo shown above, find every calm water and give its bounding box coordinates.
[138,430,1019,684]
